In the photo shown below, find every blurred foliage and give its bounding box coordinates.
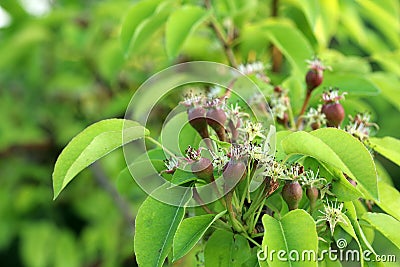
[0,0,399,266]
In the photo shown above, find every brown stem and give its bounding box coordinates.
[204,0,238,68]
[271,0,282,73]
[91,162,134,227]
[296,90,312,129]
[193,187,214,214]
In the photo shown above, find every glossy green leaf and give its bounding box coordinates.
[52,119,148,199]
[134,195,186,267]
[261,19,313,75]
[369,73,400,111]
[372,52,400,77]
[362,212,400,249]
[314,0,339,48]
[204,230,251,267]
[170,169,197,186]
[275,130,292,161]
[343,202,383,266]
[173,211,225,261]
[368,136,400,166]
[330,169,364,201]
[375,181,400,221]
[261,209,318,266]
[312,129,378,199]
[356,0,400,48]
[129,8,171,57]
[286,0,319,28]
[282,129,378,200]
[120,0,162,55]
[161,111,201,156]
[317,72,380,96]
[165,6,209,58]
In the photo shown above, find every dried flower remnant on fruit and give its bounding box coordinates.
[300,169,327,189]
[282,164,305,181]
[321,89,347,127]
[304,105,327,130]
[346,113,379,141]
[322,89,347,104]
[319,183,335,199]
[182,91,205,107]
[316,200,348,235]
[163,156,179,174]
[229,144,248,161]
[306,57,331,73]
[185,146,202,161]
[210,148,229,172]
[305,57,331,91]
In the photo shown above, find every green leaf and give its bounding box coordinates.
[170,169,197,186]
[314,0,339,48]
[134,195,186,267]
[369,73,400,111]
[275,130,292,161]
[362,213,400,250]
[165,5,209,58]
[343,202,382,266]
[317,72,380,96]
[261,19,313,75]
[375,181,400,221]
[261,209,318,266]
[312,129,378,200]
[121,0,173,57]
[120,0,162,54]
[281,129,378,200]
[161,111,201,156]
[368,137,400,166]
[330,168,364,201]
[356,0,400,48]
[52,119,148,199]
[204,230,251,267]
[132,9,171,55]
[173,211,226,261]
[286,0,319,28]
[303,156,363,201]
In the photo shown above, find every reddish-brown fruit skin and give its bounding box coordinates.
[206,108,227,141]
[306,186,319,202]
[306,69,323,91]
[206,108,227,127]
[274,86,283,94]
[188,107,209,138]
[311,122,321,130]
[321,103,345,127]
[191,158,214,183]
[223,161,246,190]
[347,177,357,187]
[282,181,303,210]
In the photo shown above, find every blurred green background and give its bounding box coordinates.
[0,0,399,266]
